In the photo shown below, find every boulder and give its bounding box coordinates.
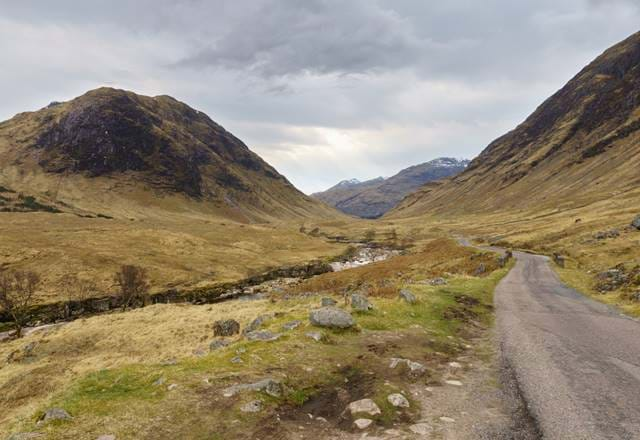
[354,419,373,430]
[309,307,354,329]
[240,400,263,413]
[209,339,230,351]
[351,293,372,312]
[387,393,410,408]
[223,378,283,398]
[245,330,282,342]
[243,314,273,334]
[38,408,72,424]
[282,320,302,331]
[398,289,417,304]
[321,297,337,307]
[632,215,640,230]
[347,398,381,416]
[213,319,240,337]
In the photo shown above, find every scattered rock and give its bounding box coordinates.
[386,393,410,408]
[223,378,283,398]
[351,293,372,312]
[321,297,337,307]
[633,215,640,230]
[399,289,417,304]
[230,356,243,364]
[389,358,427,375]
[282,320,302,331]
[594,229,620,240]
[38,408,72,424]
[245,330,282,342]
[445,380,463,386]
[309,307,354,329]
[213,319,240,337]
[240,400,263,413]
[429,277,447,286]
[209,339,230,351]
[243,315,273,334]
[354,419,374,430]
[305,331,324,342]
[409,423,432,435]
[596,268,628,292]
[440,416,456,423]
[347,398,381,417]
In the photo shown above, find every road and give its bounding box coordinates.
[494,250,640,439]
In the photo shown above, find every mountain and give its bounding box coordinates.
[0,87,336,222]
[389,31,640,218]
[313,158,469,218]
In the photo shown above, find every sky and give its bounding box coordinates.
[1,1,639,193]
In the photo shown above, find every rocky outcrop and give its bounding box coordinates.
[309,307,355,329]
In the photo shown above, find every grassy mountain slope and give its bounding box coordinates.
[0,87,336,223]
[390,31,640,218]
[314,158,468,218]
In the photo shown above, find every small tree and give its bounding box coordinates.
[364,229,376,243]
[61,273,98,302]
[0,270,40,337]
[114,265,149,312]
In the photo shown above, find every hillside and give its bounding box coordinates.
[314,158,469,218]
[390,31,640,218]
[0,87,336,222]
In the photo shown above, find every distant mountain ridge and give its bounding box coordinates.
[0,87,337,222]
[313,157,469,218]
[388,31,640,218]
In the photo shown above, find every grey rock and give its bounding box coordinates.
[245,330,282,342]
[594,229,620,240]
[223,378,283,398]
[633,215,640,230]
[429,277,447,286]
[243,314,273,334]
[213,319,240,337]
[153,376,166,386]
[474,264,486,276]
[347,398,381,416]
[354,418,373,429]
[351,293,372,312]
[387,393,410,408]
[230,356,243,364]
[321,297,337,307]
[399,289,417,304]
[209,339,230,351]
[39,408,72,423]
[282,320,302,331]
[161,358,177,366]
[389,357,427,375]
[240,400,263,413]
[305,331,324,342]
[309,307,355,329]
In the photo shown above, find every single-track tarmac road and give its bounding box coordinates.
[495,250,640,439]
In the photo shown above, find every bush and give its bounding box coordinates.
[114,265,149,311]
[0,270,41,337]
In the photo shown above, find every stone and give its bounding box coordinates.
[309,307,354,329]
[389,358,427,374]
[161,358,177,366]
[633,215,640,230]
[387,393,410,408]
[153,376,166,386]
[351,293,372,312]
[213,319,240,337]
[321,297,337,307]
[282,320,302,331]
[209,339,230,351]
[429,277,447,286]
[448,361,463,370]
[354,419,373,430]
[409,423,432,435]
[240,400,263,413]
[230,356,243,364]
[440,416,455,423]
[39,408,72,423]
[6,434,43,440]
[399,289,417,304]
[223,378,283,398]
[346,398,381,416]
[474,264,486,276]
[594,229,620,240]
[167,383,178,391]
[305,331,324,342]
[445,380,463,386]
[243,315,272,334]
[245,330,282,342]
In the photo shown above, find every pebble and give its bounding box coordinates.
[445,380,463,386]
[387,393,410,408]
[167,384,178,391]
[354,419,373,430]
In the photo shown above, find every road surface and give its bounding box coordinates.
[495,250,640,439]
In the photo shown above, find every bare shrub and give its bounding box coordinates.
[0,270,41,337]
[364,229,376,243]
[61,274,98,301]
[114,265,149,312]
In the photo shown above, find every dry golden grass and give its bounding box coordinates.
[0,212,346,303]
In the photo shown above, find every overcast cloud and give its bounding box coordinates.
[1,0,638,193]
